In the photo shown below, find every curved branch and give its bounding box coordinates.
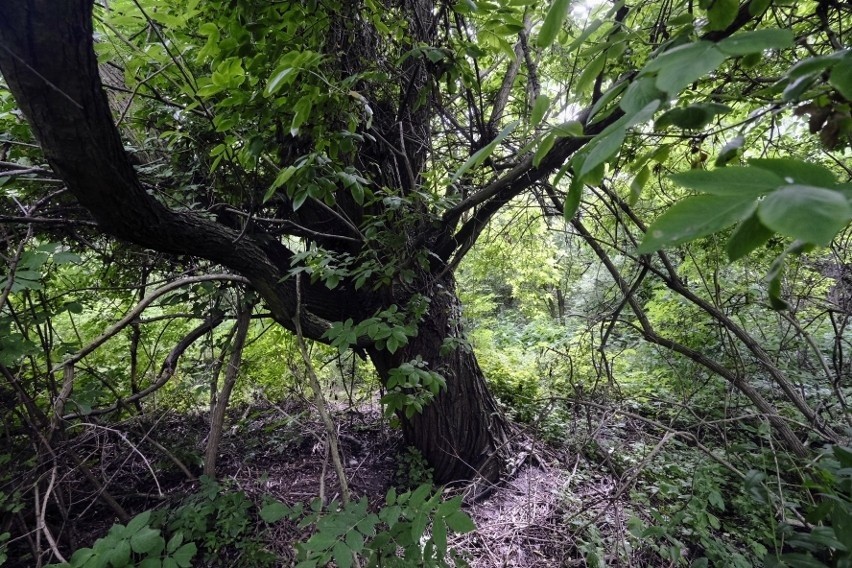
[62,312,225,420]
[0,0,334,339]
[53,274,246,372]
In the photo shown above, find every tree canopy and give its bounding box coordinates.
[0,0,851,565]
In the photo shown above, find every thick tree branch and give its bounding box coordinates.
[0,0,335,339]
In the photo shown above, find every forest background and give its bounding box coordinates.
[0,0,850,566]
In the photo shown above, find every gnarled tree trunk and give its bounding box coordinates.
[369,274,513,483]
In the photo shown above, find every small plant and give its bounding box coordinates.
[47,510,196,568]
[380,358,446,419]
[766,445,852,568]
[266,484,474,567]
[395,446,434,489]
[165,476,275,566]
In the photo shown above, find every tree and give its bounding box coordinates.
[0,0,848,484]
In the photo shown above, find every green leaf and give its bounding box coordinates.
[432,518,448,552]
[130,526,163,555]
[749,158,837,186]
[644,42,726,95]
[265,68,295,96]
[638,194,757,253]
[575,51,607,96]
[777,553,831,568]
[290,94,314,136]
[533,133,556,167]
[717,29,794,56]
[444,511,476,533]
[629,165,650,205]
[166,532,184,554]
[655,102,730,130]
[126,511,152,535]
[450,121,517,183]
[715,135,744,166]
[171,543,197,568]
[706,0,739,31]
[563,175,583,222]
[537,0,571,48]
[552,121,584,137]
[260,501,290,523]
[620,76,665,115]
[531,94,550,127]
[829,54,852,100]
[726,212,773,261]
[669,166,782,196]
[332,541,353,568]
[758,185,852,246]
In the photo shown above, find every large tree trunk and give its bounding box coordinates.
[368,274,513,484]
[0,0,514,485]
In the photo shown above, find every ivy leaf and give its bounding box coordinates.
[757,185,852,246]
[537,0,571,48]
[638,194,757,253]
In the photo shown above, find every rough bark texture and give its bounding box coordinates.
[369,274,513,483]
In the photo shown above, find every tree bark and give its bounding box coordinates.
[369,274,513,483]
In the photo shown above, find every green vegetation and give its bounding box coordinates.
[1,0,850,565]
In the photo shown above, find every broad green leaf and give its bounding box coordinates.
[531,94,550,127]
[433,518,448,552]
[533,133,556,167]
[749,158,837,186]
[260,501,290,523]
[717,29,794,56]
[575,51,607,96]
[669,166,782,196]
[829,56,852,100]
[726,212,773,261]
[758,184,852,246]
[290,94,314,136]
[620,76,665,115]
[332,541,353,568]
[643,42,726,95]
[444,511,476,533]
[563,175,583,222]
[580,101,658,178]
[171,543,197,568]
[265,68,295,96]
[552,121,584,137]
[629,165,650,205]
[130,526,163,555]
[537,0,571,48]
[637,194,757,253]
[450,120,517,183]
[706,0,738,31]
[126,511,152,535]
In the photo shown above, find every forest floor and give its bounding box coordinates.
[50,397,674,567]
